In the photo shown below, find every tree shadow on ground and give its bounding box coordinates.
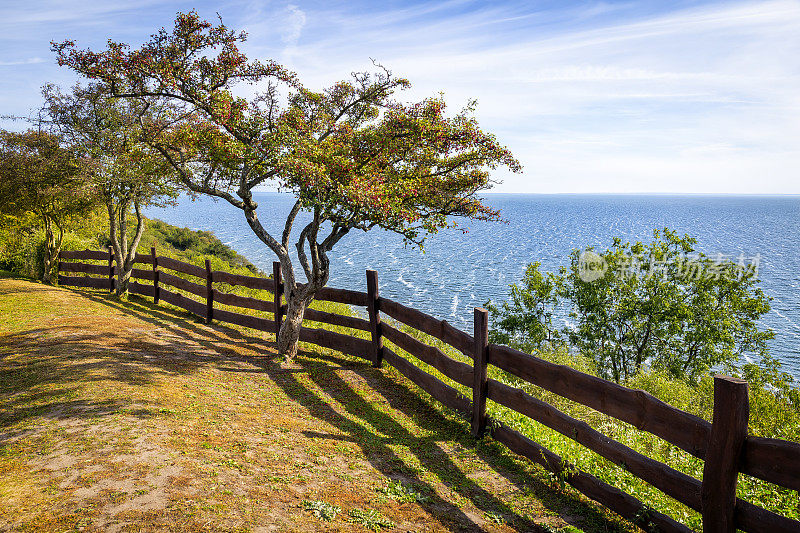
[56,287,626,532]
[312,350,624,532]
[0,294,219,439]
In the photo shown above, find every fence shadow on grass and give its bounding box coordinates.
[65,287,626,533]
[0,325,201,442]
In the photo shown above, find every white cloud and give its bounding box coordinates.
[2,0,798,193]
[261,0,800,193]
[281,4,306,46]
[0,57,45,66]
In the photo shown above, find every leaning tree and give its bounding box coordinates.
[54,11,521,359]
[0,129,96,283]
[42,83,178,296]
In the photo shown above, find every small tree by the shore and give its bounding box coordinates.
[487,229,774,382]
[42,84,177,297]
[53,11,521,360]
[0,129,96,283]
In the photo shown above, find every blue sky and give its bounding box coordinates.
[1,0,798,193]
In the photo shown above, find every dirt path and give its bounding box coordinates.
[0,278,632,532]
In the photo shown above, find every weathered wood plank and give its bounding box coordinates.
[488,344,711,457]
[213,270,274,291]
[298,327,372,360]
[213,290,275,313]
[213,308,271,331]
[487,379,702,511]
[492,424,693,533]
[366,270,384,367]
[383,347,471,417]
[106,250,114,292]
[273,262,283,336]
[472,308,489,437]
[379,296,473,355]
[382,322,472,388]
[59,250,108,261]
[298,284,368,307]
[304,308,371,331]
[132,253,154,265]
[158,256,206,279]
[734,498,800,533]
[152,247,160,304]
[158,271,207,298]
[131,268,155,281]
[58,274,111,290]
[702,376,749,532]
[129,281,155,298]
[158,288,206,318]
[741,436,800,492]
[58,261,111,276]
[205,260,213,324]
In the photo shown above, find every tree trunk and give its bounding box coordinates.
[41,216,55,284]
[277,294,309,361]
[116,267,132,296]
[275,252,322,362]
[108,199,146,298]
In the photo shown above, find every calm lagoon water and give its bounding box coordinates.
[145,193,800,378]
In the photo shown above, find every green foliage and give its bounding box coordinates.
[486,261,562,352]
[347,508,395,531]
[388,233,796,528]
[141,219,257,272]
[0,214,38,275]
[53,11,520,247]
[0,129,98,282]
[488,229,774,382]
[42,83,178,212]
[42,83,179,295]
[301,499,340,521]
[54,11,521,358]
[482,348,800,530]
[377,480,428,503]
[0,130,95,218]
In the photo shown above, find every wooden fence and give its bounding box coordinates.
[58,249,800,533]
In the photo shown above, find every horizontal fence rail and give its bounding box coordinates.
[488,343,713,458]
[57,249,800,533]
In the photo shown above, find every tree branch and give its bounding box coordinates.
[283,200,301,249]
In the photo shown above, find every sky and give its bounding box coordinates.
[1,0,798,194]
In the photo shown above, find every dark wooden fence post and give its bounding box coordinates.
[701,375,749,532]
[273,261,283,337]
[107,246,114,293]
[366,269,384,368]
[472,307,489,437]
[151,246,159,304]
[205,259,213,324]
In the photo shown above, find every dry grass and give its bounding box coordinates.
[0,277,632,532]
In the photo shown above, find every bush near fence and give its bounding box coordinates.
[58,249,800,533]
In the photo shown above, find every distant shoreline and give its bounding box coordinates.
[248,190,800,198]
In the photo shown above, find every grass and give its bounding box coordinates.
[302,499,341,521]
[378,480,429,503]
[0,276,636,532]
[383,325,800,530]
[347,508,395,530]
[7,215,796,529]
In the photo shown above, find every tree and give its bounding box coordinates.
[0,129,96,283]
[488,229,774,382]
[42,83,177,296]
[53,11,521,360]
[485,261,562,353]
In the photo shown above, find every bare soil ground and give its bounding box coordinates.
[0,277,633,532]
